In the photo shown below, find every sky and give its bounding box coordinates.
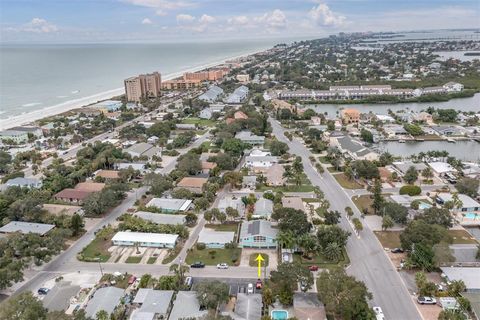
[0,0,479,43]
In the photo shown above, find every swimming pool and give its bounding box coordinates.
[271,310,289,320]
[418,202,432,210]
[464,213,479,219]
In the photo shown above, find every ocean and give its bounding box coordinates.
[0,39,286,120]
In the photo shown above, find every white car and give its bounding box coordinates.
[216,263,229,269]
[373,307,385,320]
[417,296,437,305]
[247,283,254,294]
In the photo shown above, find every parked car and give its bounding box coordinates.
[37,288,50,295]
[391,248,404,253]
[256,279,263,289]
[217,263,229,269]
[417,296,437,305]
[247,283,254,294]
[300,280,308,292]
[308,265,319,271]
[191,261,205,268]
[373,306,385,320]
[184,276,193,289]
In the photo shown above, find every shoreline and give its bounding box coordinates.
[0,47,268,131]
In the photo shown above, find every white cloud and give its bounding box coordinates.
[122,0,193,15]
[21,18,58,33]
[176,14,195,24]
[199,14,215,24]
[228,15,249,26]
[308,3,346,27]
[141,18,152,25]
[256,9,287,31]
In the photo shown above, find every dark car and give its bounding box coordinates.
[308,265,319,271]
[190,261,205,268]
[391,248,404,254]
[37,288,50,295]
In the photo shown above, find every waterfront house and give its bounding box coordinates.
[443,82,464,92]
[332,135,378,161]
[0,129,29,143]
[392,162,428,177]
[197,228,235,249]
[239,220,278,248]
[428,162,457,175]
[340,108,360,124]
[383,124,408,137]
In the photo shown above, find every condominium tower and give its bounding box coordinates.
[124,72,162,102]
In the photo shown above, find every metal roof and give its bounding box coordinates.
[146,198,193,211]
[134,211,186,225]
[240,220,278,239]
[0,221,55,235]
[198,228,235,244]
[112,231,179,245]
[133,289,174,315]
[169,291,207,320]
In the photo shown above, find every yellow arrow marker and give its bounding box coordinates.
[255,254,265,278]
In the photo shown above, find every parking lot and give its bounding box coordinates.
[192,277,263,295]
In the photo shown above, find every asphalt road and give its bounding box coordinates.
[269,118,422,320]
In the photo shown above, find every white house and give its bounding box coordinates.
[112,231,178,248]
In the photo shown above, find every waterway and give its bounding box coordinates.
[304,93,480,118]
[375,140,480,162]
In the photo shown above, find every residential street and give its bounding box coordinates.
[11,131,212,296]
[269,117,422,320]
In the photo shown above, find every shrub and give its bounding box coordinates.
[399,185,421,196]
[196,243,206,250]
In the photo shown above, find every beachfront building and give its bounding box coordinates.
[161,79,201,90]
[0,129,29,143]
[124,72,162,102]
[437,193,480,213]
[331,135,379,161]
[183,69,228,82]
[90,100,123,113]
[111,231,178,248]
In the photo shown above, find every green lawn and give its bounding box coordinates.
[327,167,340,173]
[292,249,350,268]
[78,228,115,262]
[448,230,479,245]
[181,117,215,127]
[302,198,322,203]
[126,256,142,264]
[318,156,330,164]
[351,195,374,215]
[374,231,402,248]
[162,243,183,264]
[185,248,242,266]
[147,257,157,264]
[333,173,363,189]
[248,253,270,267]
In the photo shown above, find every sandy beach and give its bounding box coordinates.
[0,48,264,131]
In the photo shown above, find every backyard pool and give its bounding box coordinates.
[271,310,289,320]
[464,213,479,219]
[418,202,432,210]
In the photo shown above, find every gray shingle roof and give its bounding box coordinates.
[0,221,55,235]
[240,220,278,239]
[85,286,124,318]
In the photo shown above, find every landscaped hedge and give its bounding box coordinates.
[399,185,421,196]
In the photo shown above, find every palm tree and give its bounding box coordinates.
[277,230,296,250]
[169,263,190,288]
[323,242,342,261]
[283,165,294,182]
[297,234,318,259]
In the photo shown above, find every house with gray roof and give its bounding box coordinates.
[235,131,265,145]
[242,176,257,190]
[145,198,193,213]
[5,177,43,189]
[226,85,249,104]
[253,198,273,219]
[84,286,124,319]
[125,143,161,160]
[332,135,378,161]
[133,211,186,225]
[233,293,262,320]
[217,195,245,217]
[169,291,207,320]
[392,162,428,176]
[0,221,55,236]
[197,228,235,248]
[130,289,174,320]
[293,293,326,320]
[239,220,278,248]
[198,85,224,103]
[42,281,81,312]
